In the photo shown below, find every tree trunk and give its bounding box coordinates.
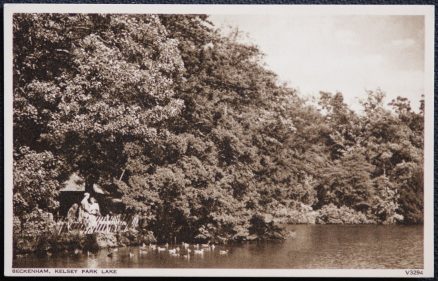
[85,179,95,195]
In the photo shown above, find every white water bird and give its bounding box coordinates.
[194,249,204,255]
[140,248,148,255]
[219,250,229,255]
[168,249,177,254]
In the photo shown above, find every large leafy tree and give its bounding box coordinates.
[358,90,424,223]
[14,14,185,193]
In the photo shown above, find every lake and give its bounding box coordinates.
[13,224,423,269]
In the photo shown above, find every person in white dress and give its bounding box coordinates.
[88,197,101,227]
[79,193,90,223]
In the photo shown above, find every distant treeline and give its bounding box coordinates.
[13,14,423,244]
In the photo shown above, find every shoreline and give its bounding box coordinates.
[13,223,423,257]
[12,224,424,271]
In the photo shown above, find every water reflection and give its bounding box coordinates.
[13,225,423,269]
[86,257,99,268]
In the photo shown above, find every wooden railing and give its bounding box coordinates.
[56,215,139,234]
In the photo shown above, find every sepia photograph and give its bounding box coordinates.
[3,4,434,277]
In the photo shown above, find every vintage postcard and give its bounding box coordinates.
[3,4,434,277]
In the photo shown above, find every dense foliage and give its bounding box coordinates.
[13,14,424,246]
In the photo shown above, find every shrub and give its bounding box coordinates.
[316,204,374,224]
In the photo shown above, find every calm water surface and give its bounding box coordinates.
[14,225,423,269]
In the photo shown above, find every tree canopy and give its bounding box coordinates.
[13,14,424,243]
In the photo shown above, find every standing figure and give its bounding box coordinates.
[88,197,101,227]
[66,203,79,230]
[79,192,91,224]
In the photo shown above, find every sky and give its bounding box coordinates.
[209,15,425,112]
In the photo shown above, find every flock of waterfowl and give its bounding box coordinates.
[105,242,230,260]
[29,242,230,260]
[14,242,231,261]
